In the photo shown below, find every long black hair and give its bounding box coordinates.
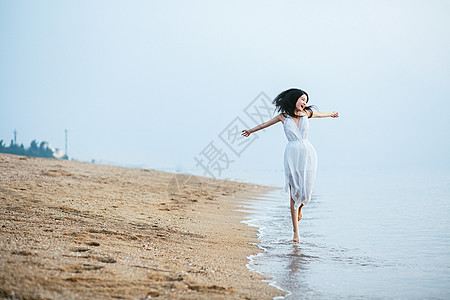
[272,88,317,118]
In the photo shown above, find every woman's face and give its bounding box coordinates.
[296,94,308,111]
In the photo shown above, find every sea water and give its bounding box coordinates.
[239,167,450,299]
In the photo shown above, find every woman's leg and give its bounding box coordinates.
[290,197,300,242]
[298,203,303,221]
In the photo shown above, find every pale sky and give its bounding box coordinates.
[1,0,449,183]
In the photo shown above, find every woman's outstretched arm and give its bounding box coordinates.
[241,113,283,137]
[310,111,339,118]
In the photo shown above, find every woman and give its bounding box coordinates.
[241,88,339,242]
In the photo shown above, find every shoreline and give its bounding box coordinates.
[241,190,293,300]
[0,153,284,299]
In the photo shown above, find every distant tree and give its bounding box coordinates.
[39,141,54,158]
[29,140,39,157]
[18,144,26,156]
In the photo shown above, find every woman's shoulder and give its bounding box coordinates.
[303,109,313,118]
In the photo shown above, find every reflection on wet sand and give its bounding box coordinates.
[288,244,318,274]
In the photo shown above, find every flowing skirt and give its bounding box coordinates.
[282,140,318,210]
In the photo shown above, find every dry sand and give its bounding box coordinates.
[0,153,283,299]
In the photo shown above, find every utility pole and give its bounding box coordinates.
[65,129,68,158]
[13,129,17,145]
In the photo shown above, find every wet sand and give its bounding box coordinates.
[0,153,282,299]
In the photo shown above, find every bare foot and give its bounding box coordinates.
[293,231,300,243]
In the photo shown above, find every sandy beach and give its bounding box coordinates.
[0,153,282,299]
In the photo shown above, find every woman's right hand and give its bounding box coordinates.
[331,111,339,118]
[241,129,251,137]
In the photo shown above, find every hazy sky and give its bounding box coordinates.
[1,0,449,182]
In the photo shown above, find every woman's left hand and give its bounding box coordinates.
[331,111,339,118]
[241,129,251,137]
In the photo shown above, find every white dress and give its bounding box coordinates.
[282,114,318,210]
